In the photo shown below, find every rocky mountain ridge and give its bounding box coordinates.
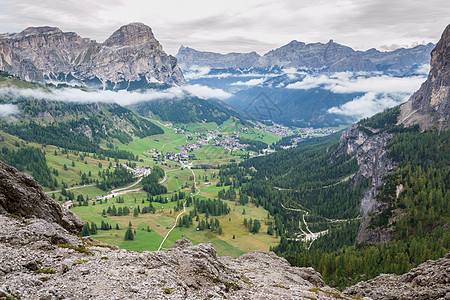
[177,41,434,73]
[398,24,450,131]
[0,160,448,299]
[0,23,185,89]
[334,24,449,244]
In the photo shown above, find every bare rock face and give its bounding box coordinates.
[344,252,450,299]
[0,23,186,88]
[0,160,83,234]
[398,24,450,130]
[333,124,396,244]
[333,24,450,244]
[177,46,262,69]
[177,39,433,73]
[0,217,346,299]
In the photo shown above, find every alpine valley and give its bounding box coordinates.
[0,19,448,300]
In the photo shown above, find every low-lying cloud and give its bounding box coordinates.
[327,92,408,121]
[284,72,426,121]
[182,84,232,99]
[0,84,232,107]
[231,78,265,86]
[286,72,426,94]
[182,66,212,80]
[0,104,19,118]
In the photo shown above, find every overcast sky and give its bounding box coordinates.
[0,0,448,55]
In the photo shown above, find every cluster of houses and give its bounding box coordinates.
[280,128,340,149]
[164,151,190,163]
[214,135,248,151]
[298,127,338,135]
[255,122,292,136]
[146,148,162,158]
[131,165,151,176]
[196,131,218,145]
[179,143,201,153]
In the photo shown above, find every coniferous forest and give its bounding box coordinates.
[233,117,450,288]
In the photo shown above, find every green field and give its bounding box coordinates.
[1,116,282,257]
[68,184,279,256]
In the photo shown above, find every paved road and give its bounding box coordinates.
[45,183,97,195]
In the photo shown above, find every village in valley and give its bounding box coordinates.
[151,121,339,164]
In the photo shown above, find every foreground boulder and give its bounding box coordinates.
[0,160,83,234]
[0,214,345,299]
[344,252,450,299]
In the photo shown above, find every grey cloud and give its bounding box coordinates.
[0,104,19,118]
[286,73,426,94]
[327,92,408,121]
[0,84,231,107]
[0,0,447,55]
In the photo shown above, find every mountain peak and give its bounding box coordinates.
[0,24,185,86]
[103,22,155,47]
[17,26,63,37]
[398,24,450,130]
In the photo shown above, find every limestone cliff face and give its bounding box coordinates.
[398,24,450,131]
[0,23,185,88]
[334,24,449,244]
[0,160,83,234]
[333,124,396,244]
[177,46,261,69]
[177,40,433,73]
[262,40,377,72]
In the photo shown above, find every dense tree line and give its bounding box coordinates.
[132,97,245,125]
[240,134,358,190]
[97,167,134,191]
[2,121,137,160]
[192,198,230,216]
[142,166,167,195]
[80,222,98,236]
[238,137,268,152]
[0,146,55,188]
[243,218,261,233]
[271,127,449,288]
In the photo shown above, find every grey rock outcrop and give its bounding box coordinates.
[177,40,433,73]
[261,39,376,72]
[177,46,261,69]
[398,24,450,131]
[0,160,83,234]
[360,43,435,73]
[0,23,185,88]
[333,124,396,244]
[0,215,346,299]
[1,211,447,299]
[332,24,449,244]
[344,252,450,299]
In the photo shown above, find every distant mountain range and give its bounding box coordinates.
[0,23,437,128]
[177,41,434,74]
[0,23,186,89]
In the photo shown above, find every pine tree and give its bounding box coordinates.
[267,225,274,235]
[81,223,90,236]
[124,227,134,241]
